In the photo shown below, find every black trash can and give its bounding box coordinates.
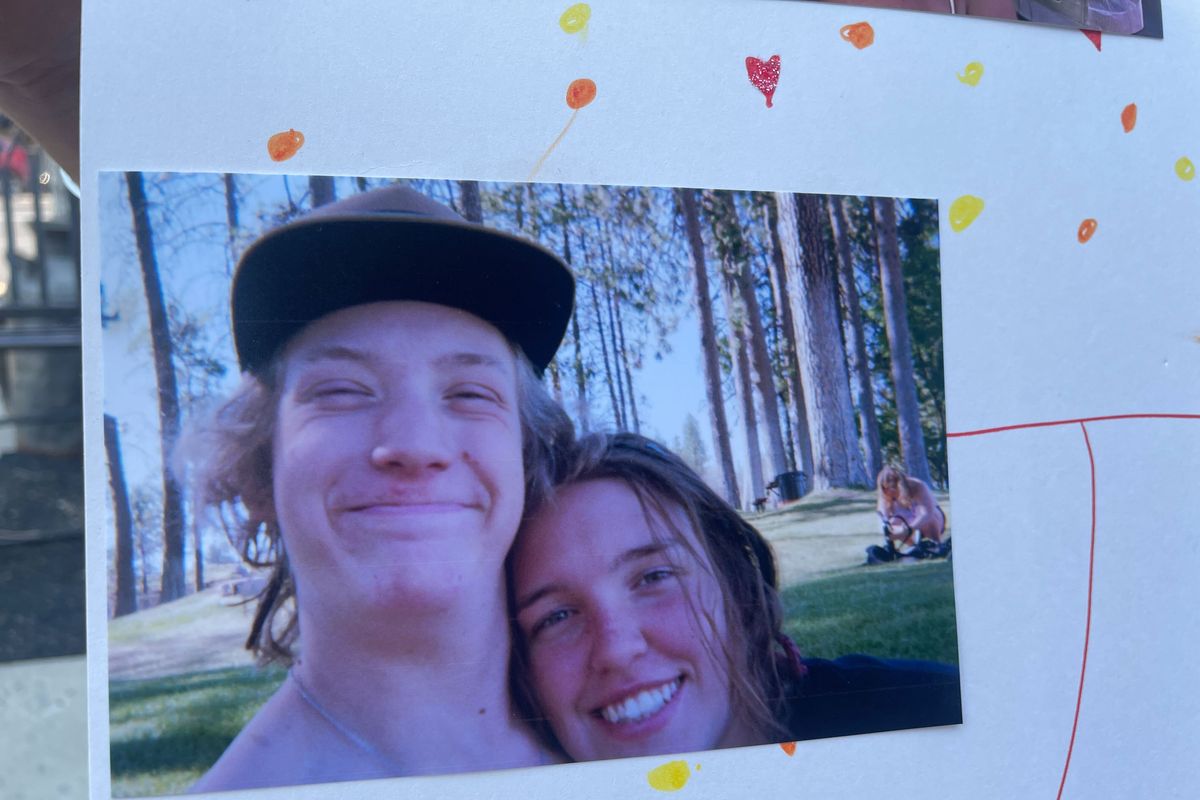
[775,470,807,502]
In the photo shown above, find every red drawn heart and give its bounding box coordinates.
[745,55,781,109]
[1081,29,1102,51]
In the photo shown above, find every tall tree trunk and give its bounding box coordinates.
[125,172,187,602]
[676,188,740,508]
[612,293,640,433]
[828,196,883,479]
[605,285,629,430]
[223,173,239,274]
[592,220,628,430]
[548,359,563,405]
[105,414,137,617]
[873,198,932,483]
[589,279,622,428]
[730,309,765,506]
[763,194,815,480]
[136,532,148,597]
[458,180,484,223]
[557,186,589,431]
[570,309,590,432]
[702,190,787,483]
[775,192,869,491]
[191,512,204,591]
[309,175,336,208]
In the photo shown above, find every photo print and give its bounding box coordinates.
[100,172,959,795]
[800,0,1163,36]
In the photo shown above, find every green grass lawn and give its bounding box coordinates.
[109,665,285,797]
[782,560,959,665]
[108,560,959,796]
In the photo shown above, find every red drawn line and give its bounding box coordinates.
[949,411,1197,797]
[947,412,1200,439]
[1056,421,1096,800]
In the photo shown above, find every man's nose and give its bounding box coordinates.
[588,607,648,675]
[368,393,455,472]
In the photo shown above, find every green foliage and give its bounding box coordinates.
[783,561,959,664]
[896,199,947,485]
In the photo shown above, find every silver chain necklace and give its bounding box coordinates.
[289,669,407,773]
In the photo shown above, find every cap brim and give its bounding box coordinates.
[232,215,574,374]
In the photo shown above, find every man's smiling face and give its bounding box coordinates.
[271,300,524,617]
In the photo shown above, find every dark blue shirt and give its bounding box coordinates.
[785,655,962,741]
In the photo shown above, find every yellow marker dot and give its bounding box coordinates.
[559,3,591,34]
[948,195,985,232]
[957,61,984,86]
[1176,156,1195,182]
[647,760,691,792]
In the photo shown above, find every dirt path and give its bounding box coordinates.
[108,566,264,682]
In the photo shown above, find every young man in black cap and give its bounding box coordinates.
[183,184,575,790]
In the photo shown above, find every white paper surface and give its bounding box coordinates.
[80,1,1200,798]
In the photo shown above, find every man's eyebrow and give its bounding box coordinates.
[433,352,508,371]
[295,344,376,366]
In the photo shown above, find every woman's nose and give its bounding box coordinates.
[588,609,648,674]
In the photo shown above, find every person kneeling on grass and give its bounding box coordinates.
[179,185,576,791]
[509,432,962,761]
[868,464,949,564]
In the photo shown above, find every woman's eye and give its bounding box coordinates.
[638,567,678,588]
[531,608,573,637]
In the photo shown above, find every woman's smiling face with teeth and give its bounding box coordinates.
[513,478,742,761]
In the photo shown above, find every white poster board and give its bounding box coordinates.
[81,1,1200,798]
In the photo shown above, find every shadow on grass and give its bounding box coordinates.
[110,665,283,705]
[110,664,286,793]
[110,728,239,776]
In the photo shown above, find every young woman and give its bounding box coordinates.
[510,433,961,762]
[876,464,947,554]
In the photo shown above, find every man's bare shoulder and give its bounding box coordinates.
[188,683,396,794]
[187,687,308,794]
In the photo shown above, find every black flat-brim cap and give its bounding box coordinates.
[231,184,575,375]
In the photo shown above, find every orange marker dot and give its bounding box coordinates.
[840,22,875,50]
[566,78,597,110]
[1121,103,1137,133]
[1077,218,1097,243]
[780,741,797,756]
[267,128,305,162]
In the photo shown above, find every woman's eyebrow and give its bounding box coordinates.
[609,542,674,572]
[516,543,680,614]
[515,583,564,614]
